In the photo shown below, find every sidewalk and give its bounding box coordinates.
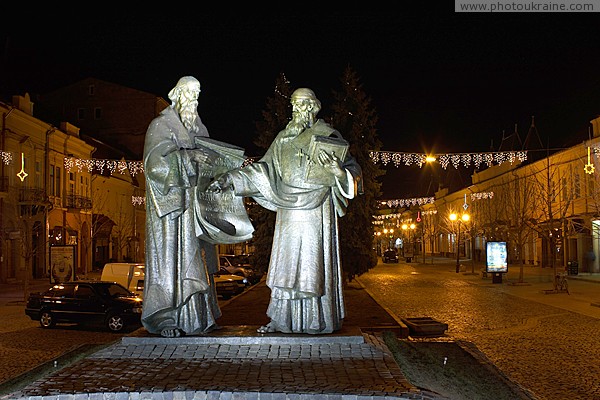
[2,279,430,400]
[418,256,600,319]
[2,259,599,399]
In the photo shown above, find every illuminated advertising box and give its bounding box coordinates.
[486,241,508,273]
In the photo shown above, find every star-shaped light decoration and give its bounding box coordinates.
[17,153,28,181]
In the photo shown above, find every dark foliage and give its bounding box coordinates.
[330,66,385,281]
[249,73,293,273]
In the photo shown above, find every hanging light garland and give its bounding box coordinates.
[380,197,435,208]
[471,191,494,200]
[377,192,494,214]
[64,157,144,176]
[0,149,538,175]
[370,150,528,169]
[1,150,12,165]
[132,196,146,206]
[374,208,438,221]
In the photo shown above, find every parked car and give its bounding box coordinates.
[219,255,262,284]
[100,263,145,297]
[383,249,399,263]
[25,281,143,332]
[214,268,248,299]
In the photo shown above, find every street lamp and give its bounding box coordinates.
[385,228,394,250]
[402,223,416,262]
[375,231,382,256]
[449,212,470,273]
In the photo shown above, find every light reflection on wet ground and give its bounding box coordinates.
[358,261,600,400]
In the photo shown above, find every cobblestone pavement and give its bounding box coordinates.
[358,259,600,400]
[1,261,599,399]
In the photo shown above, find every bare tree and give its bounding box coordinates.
[5,186,48,300]
[495,172,539,283]
[421,207,440,263]
[531,156,575,276]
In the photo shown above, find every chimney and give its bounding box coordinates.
[60,122,80,137]
[11,93,34,115]
[591,116,600,138]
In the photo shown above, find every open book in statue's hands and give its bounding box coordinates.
[304,135,349,186]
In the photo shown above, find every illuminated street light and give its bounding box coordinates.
[402,223,416,262]
[449,212,470,273]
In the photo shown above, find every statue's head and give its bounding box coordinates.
[169,76,201,131]
[168,76,201,105]
[291,88,321,115]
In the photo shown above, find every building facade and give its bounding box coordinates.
[377,116,600,275]
[0,94,95,282]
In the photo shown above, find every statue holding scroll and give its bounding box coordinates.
[209,88,363,334]
[142,76,252,338]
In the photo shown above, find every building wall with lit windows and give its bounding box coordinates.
[422,115,600,272]
[0,95,95,283]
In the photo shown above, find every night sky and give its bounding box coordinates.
[2,13,599,199]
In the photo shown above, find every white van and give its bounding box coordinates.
[100,263,145,297]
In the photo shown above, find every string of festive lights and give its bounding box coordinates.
[379,197,435,209]
[471,191,494,200]
[132,196,146,206]
[1,150,12,165]
[373,209,439,224]
[377,192,494,213]
[370,150,528,169]
[63,157,144,176]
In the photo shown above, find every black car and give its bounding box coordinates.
[25,281,143,332]
[383,249,399,263]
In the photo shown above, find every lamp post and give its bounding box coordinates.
[449,212,470,273]
[401,223,416,262]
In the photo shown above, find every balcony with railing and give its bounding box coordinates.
[18,188,50,217]
[19,188,47,204]
[66,194,92,209]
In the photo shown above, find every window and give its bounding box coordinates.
[56,167,61,197]
[48,285,75,298]
[88,84,95,96]
[35,161,41,188]
[77,108,85,120]
[587,173,595,197]
[69,172,75,196]
[75,285,94,298]
[49,165,55,196]
[94,107,102,119]
[573,171,581,198]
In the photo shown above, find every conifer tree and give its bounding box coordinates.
[249,73,293,274]
[330,66,385,280]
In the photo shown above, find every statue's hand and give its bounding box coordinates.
[207,174,232,193]
[318,150,345,180]
[188,148,214,166]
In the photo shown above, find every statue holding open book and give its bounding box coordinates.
[209,87,363,334]
[142,76,253,338]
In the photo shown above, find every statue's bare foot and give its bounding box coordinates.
[160,327,182,338]
[257,322,277,334]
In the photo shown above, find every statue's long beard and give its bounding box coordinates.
[179,106,199,133]
[286,110,312,136]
